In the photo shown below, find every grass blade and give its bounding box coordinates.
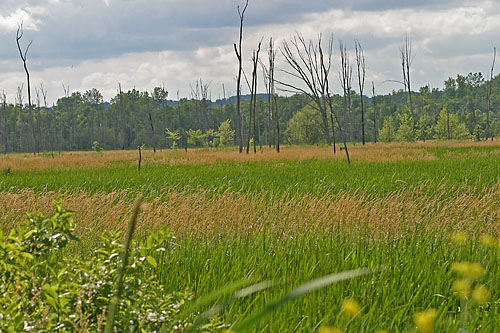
[232,268,370,332]
[104,196,143,333]
[186,280,274,333]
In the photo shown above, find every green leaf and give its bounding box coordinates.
[42,283,58,299]
[20,252,34,260]
[146,256,157,269]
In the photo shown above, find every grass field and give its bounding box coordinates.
[1,141,499,331]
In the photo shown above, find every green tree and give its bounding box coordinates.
[396,111,415,142]
[216,119,235,146]
[415,117,432,142]
[379,116,396,142]
[165,128,180,148]
[186,129,205,147]
[286,104,323,145]
[434,108,471,140]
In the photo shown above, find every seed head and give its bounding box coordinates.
[479,234,497,248]
[451,232,467,245]
[451,262,485,280]
[317,327,342,333]
[341,298,362,318]
[452,279,471,300]
[472,285,489,305]
[413,308,438,333]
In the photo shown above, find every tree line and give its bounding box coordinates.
[1,70,500,154]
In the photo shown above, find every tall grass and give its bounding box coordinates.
[1,184,499,239]
[153,231,500,331]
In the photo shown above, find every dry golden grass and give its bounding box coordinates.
[2,140,499,171]
[1,184,499,239]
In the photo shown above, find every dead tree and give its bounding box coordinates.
[268,38,279,152]
[16,22,37,155]
[246,41,262,154]
[15,86,23,152]
[39,83,54,157]
[355,39,366,145]
[1,91,8,153]
[280,33,350,163]
[146,93,156,153]
[371,82,377,143]
[260,51,271,147]
[117,83,126,149]
[322,40,350,163]
[339,41,353,142]
[487,47,496,141]
[280,33,331,144]
[400,36,414,119]
[233,0,248,153]
[35,88,42,151]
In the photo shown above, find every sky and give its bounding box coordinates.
[0,0,499,104]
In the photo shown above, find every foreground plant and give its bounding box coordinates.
[0,202,200,331]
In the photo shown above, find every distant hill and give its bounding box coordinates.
[164,93,270,107]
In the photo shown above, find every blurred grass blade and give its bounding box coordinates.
[104,196,143,333]
[233,268,370,332]
[186,280,273,333]
[181,277,259,317]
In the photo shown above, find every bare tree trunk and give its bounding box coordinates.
[147,97,156,153]
[39,83,52,156]
[1,91,8,154]
[16,22,36,155]
[268,38,279,152]
[274,94,280,153]
[260,59,271,148]
[118,84,126,149]
[487,47,496,141]
[246,41,261,154]
[15,86,22,152]
[233,0,248,153]
[339,41,353,142]
[400,36,414,120]
[372,82,377,143]
[355,39,366,145]
[330,110,336,154]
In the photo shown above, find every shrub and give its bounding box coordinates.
[0,203,196,331]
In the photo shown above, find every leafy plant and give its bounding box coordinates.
[92,140,103,153]
[0,203,200,331]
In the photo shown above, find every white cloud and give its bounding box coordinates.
[0,8,42,32]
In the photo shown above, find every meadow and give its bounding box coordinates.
[1,141,499,331]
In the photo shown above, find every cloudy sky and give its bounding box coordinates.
[0,0,499,104]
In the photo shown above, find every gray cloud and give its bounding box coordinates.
[1,0,499,103]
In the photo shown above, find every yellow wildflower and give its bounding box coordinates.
[467,262,486,280]
[413,308,438,333]
[341,298,362,318]
[317,327,342,333]
[451,262,485,280]
[479,234,497,248]
[451,232,467,245]
[472,285,489,305]
[452,279,471,299]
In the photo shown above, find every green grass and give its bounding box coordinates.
[152,231,500,332]
[2,145,500,331]
[1,154,500,198]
